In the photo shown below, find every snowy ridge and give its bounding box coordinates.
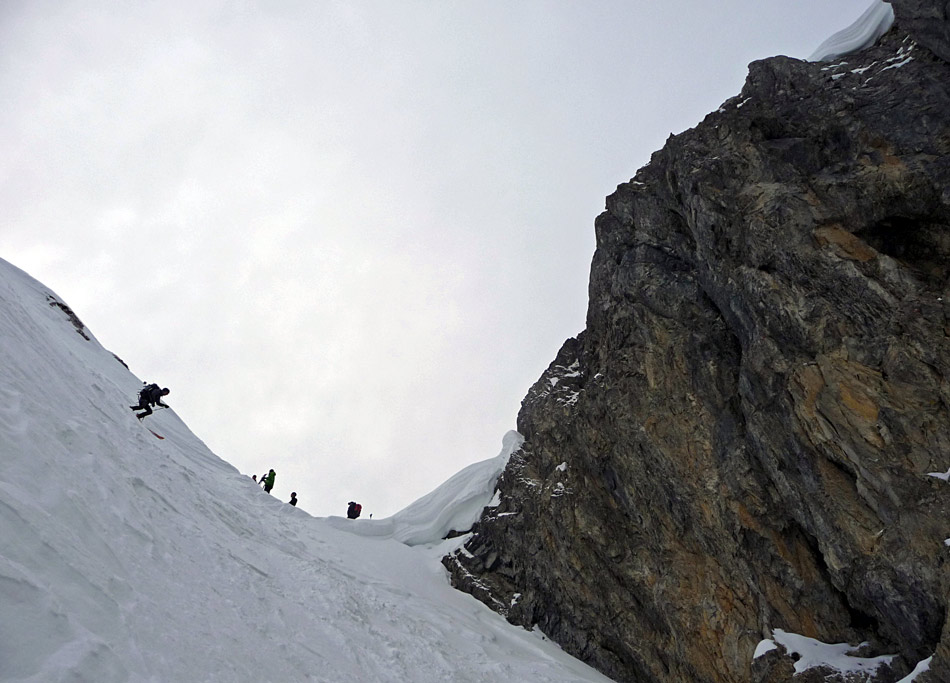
[0,256,610,682]
[809,0,895,62]
[328,430,524,546]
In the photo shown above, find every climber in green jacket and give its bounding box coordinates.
[262,469,276,494]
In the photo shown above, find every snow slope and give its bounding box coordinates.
[0,256,611,682]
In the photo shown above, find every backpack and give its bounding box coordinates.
[139,383,159,401]
[352,503,362,518]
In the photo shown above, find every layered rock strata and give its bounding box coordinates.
[445,3,950,681]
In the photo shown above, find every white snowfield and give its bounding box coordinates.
[809,0,895,62]
[0,255,611,682]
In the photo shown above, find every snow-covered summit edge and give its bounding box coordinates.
[809,0,895,62]
[329,430,523,545]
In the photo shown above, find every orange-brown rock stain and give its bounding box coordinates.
[814,224,878,262]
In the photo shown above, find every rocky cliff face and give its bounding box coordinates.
[444,2,950,682]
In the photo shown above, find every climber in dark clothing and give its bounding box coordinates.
[130,384,170,420]
[289,492,297,506]
[347,501,362,519]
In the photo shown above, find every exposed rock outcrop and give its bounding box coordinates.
[893,0,950,61]
[445,3,950,682]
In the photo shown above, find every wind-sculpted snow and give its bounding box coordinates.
[0,257,610,682]
[809,0,895,62]
[328,431,523,546]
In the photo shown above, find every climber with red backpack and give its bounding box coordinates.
[346,501,362,519]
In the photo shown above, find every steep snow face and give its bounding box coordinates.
[0,257,610,682]
[809,0,895,62]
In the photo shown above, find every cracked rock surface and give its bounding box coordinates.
[445,3,950,681]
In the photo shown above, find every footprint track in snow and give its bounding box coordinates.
[0,384,29,436]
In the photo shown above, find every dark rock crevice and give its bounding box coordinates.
[47,295,90,340]
[857,214,950,289]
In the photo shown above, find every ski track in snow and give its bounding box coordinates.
[0,256,611,682]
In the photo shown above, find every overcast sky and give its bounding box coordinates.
[2,0,876,518]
